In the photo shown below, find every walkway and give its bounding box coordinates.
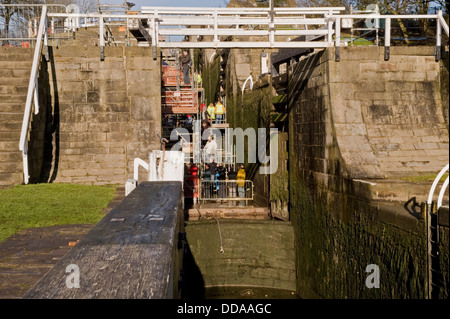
[0,186,124,299]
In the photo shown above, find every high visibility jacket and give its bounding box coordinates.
[236,168,246,187]
[215,102,224,114]
[207,105,215,119]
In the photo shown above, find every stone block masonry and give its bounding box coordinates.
[43,46,161,185]
[0,47,48,186]
[286,46,449,298]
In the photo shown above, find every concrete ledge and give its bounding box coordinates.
[187,206,270,220]
[23,181,184,299]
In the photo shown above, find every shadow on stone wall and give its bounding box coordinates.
[38,46,60,183]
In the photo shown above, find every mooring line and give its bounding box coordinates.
[213,217,224,254]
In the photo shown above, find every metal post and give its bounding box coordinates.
[384,18,391,61]
[436,12,442,62]
[335,17,340,62]
[151,18,157,60]
[269,0,274,48]
[327,12,333,46]
[99,16,105,61]
[213,10,218,48]
[34,78,39,115]
[426,202,432,299]
[44,15,49,62]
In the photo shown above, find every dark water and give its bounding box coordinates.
[204,286,300,299]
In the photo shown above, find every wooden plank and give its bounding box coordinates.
[23,181,184,299]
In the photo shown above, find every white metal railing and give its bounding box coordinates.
[427,163,449,209]
[199,180,254,204]
[0,4,68,45]
[18,5,48,185]
[333,10,449,61]
[41,7,449,61]
[2,6,449,53]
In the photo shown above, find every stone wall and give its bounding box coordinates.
[329,46,448,180]
[287,46,449,298]
[0,47,48,186]
[221,45,449,298]
[42,46,161,185]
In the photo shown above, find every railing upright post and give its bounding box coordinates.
[269,6,275,48]
[213,10,218,48]
[99,15,105,61]
[327,12,333,46]
[151,17,157,60]
[335,16,340,62]
[34,78,39,115]
[436,11,442,62]
[384,17,391,61]
[44,14,49,62]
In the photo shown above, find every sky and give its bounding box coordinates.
[102,0,230,9]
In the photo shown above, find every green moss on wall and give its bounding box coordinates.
[203,57,221,106]
[289,179,427,299]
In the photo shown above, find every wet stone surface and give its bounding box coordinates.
[0,224,94,299]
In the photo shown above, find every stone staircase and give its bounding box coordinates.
[0,47,33,186]
[49,25,131,47]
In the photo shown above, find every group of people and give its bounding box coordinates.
[184,157,247,205]
[200,100,225,124]
[201,160,247,205]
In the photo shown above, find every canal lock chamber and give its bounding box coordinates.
[180,218,299,299]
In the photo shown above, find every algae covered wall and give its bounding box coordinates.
[203,45,448,298]
[288,46,448,298]
[227,81,272,207]
[184,220,296,293]
[220,48,276,208]
[290,178,427,298]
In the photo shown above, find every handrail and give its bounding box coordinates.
[198,179,254,202]
[427,163,449,208]
[437,10,449,37]
[18,5,47,184]
[242,75,254,95]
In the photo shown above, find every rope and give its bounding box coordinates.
[161,142,165,180]
[213,217,224,254]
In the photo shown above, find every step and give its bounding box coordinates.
[0,112,27,122]
[0,152,22,163]
[0,172,23,186]
[0,131,22,141]
[187,205,270,221]
[0,94,28,103]
[0,77,31,87]
[353,178,445,204]
[0,68,32,79]
[0,161,22,173]
[0,61,33,70]
[0,103,26,113]
[0,85,28,95]
[0,47,33,61]
[0,121,23,132]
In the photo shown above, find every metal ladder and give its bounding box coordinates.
[425,201,442,299]
[425,163,449,299]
